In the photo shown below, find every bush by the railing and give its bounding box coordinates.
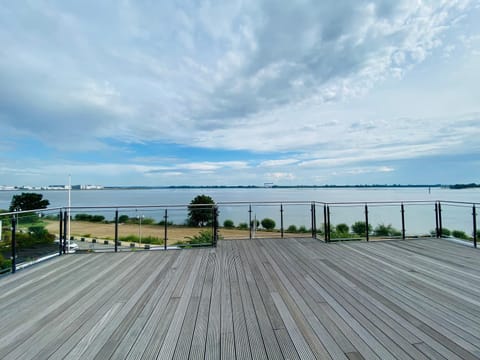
[452,230,469,240]
[0,212,12,226]
[15,213,45,226]
[158,220,174,226]
[238,222,248,230]
[261,218,276,230]
[250,219,260,228]
[127,217,156,225]
[119,234,163,244]
[1,228,11,243]
[327,224,348,239]
[352,221,372,236]
[335,223,349,234]
[298,225,308,233]
[286,224,297,232]
[442,228,451,236]
[0,253,11,271]
[223,219,235,228]
[178,229,221,247]
[373,224,401,237]
[74,214,105,223]
[183,229,214,244]
[14,225,55,247]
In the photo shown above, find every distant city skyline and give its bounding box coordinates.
[1,1,479,186]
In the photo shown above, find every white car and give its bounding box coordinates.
[54,239,79,252]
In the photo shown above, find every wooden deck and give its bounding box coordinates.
[0,238,479,359]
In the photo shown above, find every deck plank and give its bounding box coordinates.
[189,251,216,360]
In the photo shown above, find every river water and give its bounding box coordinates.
[1,187,479,235]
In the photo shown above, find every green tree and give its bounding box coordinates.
[187,195,215,227]
[9,193,50,212]
[118,215,129,223]
[223,219,235,228]
[261,218,276,230]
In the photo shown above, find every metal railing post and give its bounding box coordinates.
[473,204,477,249]
[213,206,218,247]
[438,202,443,237]
[327,205,331,243]
[11,216,16,274]
[59,210,63,255]
[435,202,439,238]
[323,204,327,242]
[401,203,405,240]
[164,209,168,250]
[63,210,68,254]
[114,210,119,253]
[311,203,316,239]
[280,204,284,238]
[365,204,369,242]
[249,204,252,240]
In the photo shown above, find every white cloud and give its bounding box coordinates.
[0,1,479,185]
[1,1,476,146]
[259,159,299,167]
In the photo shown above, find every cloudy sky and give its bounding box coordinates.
[1,0,479,186]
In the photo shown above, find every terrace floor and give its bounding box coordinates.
[0,238,479,359]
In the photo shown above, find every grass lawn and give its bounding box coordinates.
[43,220,293,245]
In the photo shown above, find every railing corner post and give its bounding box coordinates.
[280,204,284,239]
[327,205,331,243]
[11,215,16,274]
[213,206,219,247]
[59,210,63,256]
[249,204,252,240]
[311,203,316,239]
[438,202,443,238]
[365,204,369,242]
[473,204,477,249]
[164,209,168,250]
[63,210,68,254]
[114,210,119,253]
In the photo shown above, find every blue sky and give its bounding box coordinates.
[1,0,480,186]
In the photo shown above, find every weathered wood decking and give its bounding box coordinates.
[0,238,479,359]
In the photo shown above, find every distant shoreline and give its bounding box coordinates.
[1,183,479,191]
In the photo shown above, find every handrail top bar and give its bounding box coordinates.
[0,206,64,217]
[218,200,319,205]
[67,204,214,210]
[1,199,478,217]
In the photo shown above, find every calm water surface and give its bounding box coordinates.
[1,188,479,235]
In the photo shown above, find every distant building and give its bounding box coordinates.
[79,184,104,190]
[264,182,274,188]
[47,185,69,190]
